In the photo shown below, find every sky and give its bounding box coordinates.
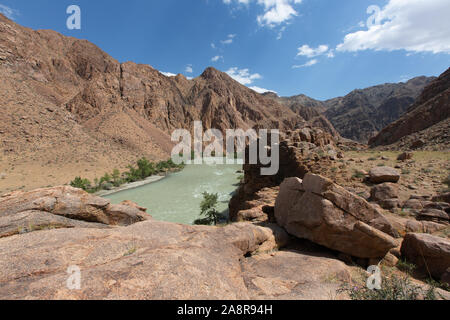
[1,0,449,100]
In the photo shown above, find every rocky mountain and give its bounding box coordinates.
[0,13,310,193]
[265,93,339,137]
[369,68,450,149]
[323,76,435,143]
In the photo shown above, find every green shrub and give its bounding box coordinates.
[70,177,92,192]
[352,170,366,179]
[340,274,422,300]
[194,192,220,226]
[111,169,122,187]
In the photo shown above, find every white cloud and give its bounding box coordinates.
[211,55,223,62]
[226,67,262,85]
[249,86,277,94]
[221,34,236,45]
[337,0,450,54]
[161,71,177,77]
[292,59,318,68]
[224,0,303,27]
[185,64,193,73]
[0,4,18,20]
[297,45,329,58]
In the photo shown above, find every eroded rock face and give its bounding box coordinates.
[401,233,450,285]
[0,186,150,237]
[275,174,397,258]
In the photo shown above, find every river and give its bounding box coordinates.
[104,158,242,225]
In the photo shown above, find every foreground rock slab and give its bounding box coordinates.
[0,221,294,300]
[275,174,397,258]
[0,186,150,238]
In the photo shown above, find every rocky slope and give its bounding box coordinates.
[369,68,450,149]
[0,13,307,193]
[2,181,449,299]
[323,76,435,143]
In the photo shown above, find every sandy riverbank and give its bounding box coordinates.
[96,175,167,197]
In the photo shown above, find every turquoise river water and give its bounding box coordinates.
[104,158,242,225]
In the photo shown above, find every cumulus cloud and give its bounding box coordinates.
[221,34,236,45]
[226,67,262,85]
[292,59,318,68]
[0,4,18,20]
[185,64,193,73]
[297,45,330,58]
[224,0,303,27]
[160,71,177,77]
[337,0,450,54]
[211,55,224,62]
[249,86,277,94]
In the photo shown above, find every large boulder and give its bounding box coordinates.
[0,186,150,238]
[370,183,399,201]
[401,233,450,285]
[275,174,397,258]
[369,166,401,184]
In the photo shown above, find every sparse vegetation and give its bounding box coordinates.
[194,192,222,226]
[70,158,184,193]
[352,170,366,180]
[339,267,441,300]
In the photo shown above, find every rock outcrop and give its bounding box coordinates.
[229,128,338,222]
[275,174,397,258]
[401,233,450,285]
[0,186,150,238]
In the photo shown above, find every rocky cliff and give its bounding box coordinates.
[323,77,435,143]
[369,68,450,149]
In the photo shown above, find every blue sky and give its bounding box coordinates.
[1,0,449,100]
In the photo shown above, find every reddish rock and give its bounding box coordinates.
[275,174,397,258]
[369,166,401,184]
[401,233,450,284]
[370,183,399,201]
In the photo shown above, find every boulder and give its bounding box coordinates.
[275,174,397,258]
[397,152,413,161]
[378,199,401,210]
[411,139,425,149]
[0,186,150,238]
[417,209,449,224]
[385,215,446,237]
[401,233,450,284]
[370,183,399,201]
[369,166,400,184]
[433,193,450,204]
[403,199,424,211]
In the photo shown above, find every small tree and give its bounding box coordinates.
[137,157,155,178]
[70,177,91,191]
[100,173,111,185]
[111,169,122,187]
[194,192,220,225]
